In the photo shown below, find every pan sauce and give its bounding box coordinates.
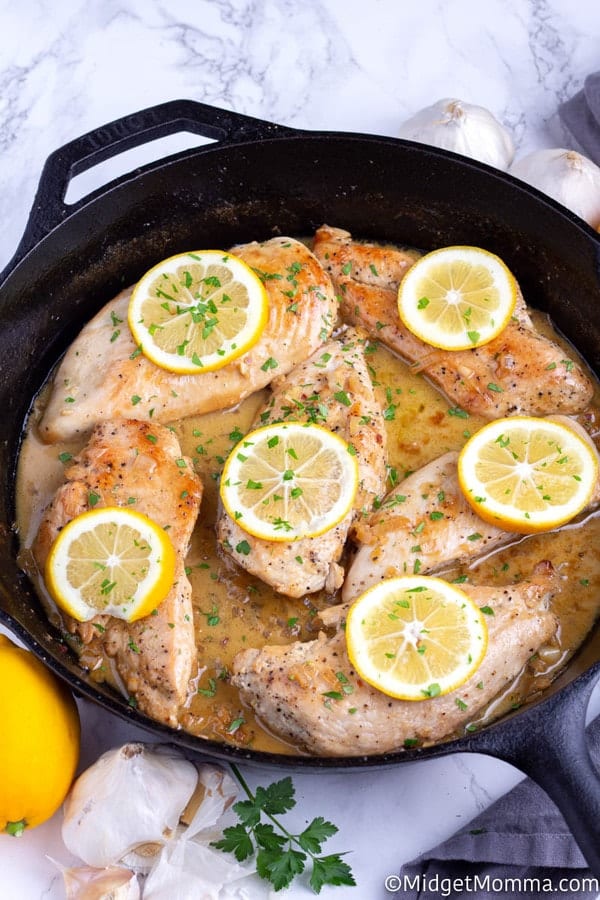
[16,308,600,755]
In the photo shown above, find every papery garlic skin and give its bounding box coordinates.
[510,149,600,228]
[61,743,199,868]
[143,765,266,900]
[143,841,270,900]
[398,98,515,170]
[181,763,238,839]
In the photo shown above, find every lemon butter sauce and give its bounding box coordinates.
[15,301,600,755]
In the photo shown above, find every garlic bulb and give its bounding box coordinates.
[510,149,600,228]
[61,747,265,899]
[61,743,199,868]
[398,98,515,170]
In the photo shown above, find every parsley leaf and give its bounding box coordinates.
[298,816,338,854]
[255,776,295,815]
[254,822,287,851]
[233,798,262,828]
[311,854,356,893]
[213,767,354,894]
[213,823,254,861]
[262,848,306,891]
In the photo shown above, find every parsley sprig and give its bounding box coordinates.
[212,766,355,893]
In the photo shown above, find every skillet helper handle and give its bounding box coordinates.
[474,664,600,875]
[11,99,297,266]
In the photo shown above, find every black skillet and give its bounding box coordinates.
[1,100,599,871]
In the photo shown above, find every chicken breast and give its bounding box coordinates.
[40,237,338,443]
[344,415,600,602]
[33,419,203,727]
[313,225,593,418]
[233,565,558,755]
[344,451,508,602]
[217,328,387,597]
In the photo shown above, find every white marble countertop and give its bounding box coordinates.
[1,1,600,897]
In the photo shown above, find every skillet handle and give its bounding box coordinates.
[472,664,600,875]
[9,99,297,269]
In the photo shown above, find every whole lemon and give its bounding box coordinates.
[0,634,80,836]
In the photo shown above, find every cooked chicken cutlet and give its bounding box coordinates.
[343,451,507,601]
[344,415,600,602]
[33,419,203,727]
[40,238,337,443]
[313,225,593,418]
[233,566,558,755]
[217,328,387,597]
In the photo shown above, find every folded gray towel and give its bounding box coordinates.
[559,72,600,165]
[394,717,600,899]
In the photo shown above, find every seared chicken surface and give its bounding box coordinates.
[343,451,508,602]
[40,238,337,443]
[217,328,387,597]
[344,415,600,602]
[33,419,203,727]
[233,565,558,755]
[313,225,594,418]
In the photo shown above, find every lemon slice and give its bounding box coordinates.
[346,575,488,701]
[128,250,268,374]
[458,416,598,533]
[397,245,517,350]
[219,422,359,542]
[45,507,177,623]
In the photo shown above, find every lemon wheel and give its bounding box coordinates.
[128,250,268,374]
[457,416,598,533]
[397,245,517,350]
[45,507,177,622]
[219,422,359,542]
[346,576,488,701]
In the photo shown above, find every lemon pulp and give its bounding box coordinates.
[45,507,176,622]
[219,421,359,542]
[397,245,517,350]
[346,576,488,700]
[458,416,598,533]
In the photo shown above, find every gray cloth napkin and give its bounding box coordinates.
[395,717,600,900]
[559,72,600,164]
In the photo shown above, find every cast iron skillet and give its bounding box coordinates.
[1,100,600,870]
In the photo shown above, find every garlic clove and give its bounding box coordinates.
[510,149,600,228]
[120,762,238,871]
[61,743,199,868]
[61,865,140,900]
[398,98,515,170]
